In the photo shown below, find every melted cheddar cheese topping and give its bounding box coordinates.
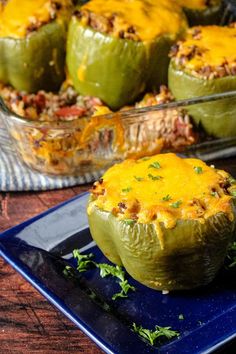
[0,0,70,38]
[173,26,236,73]
[82,0,187,41]
[89,154,233,238]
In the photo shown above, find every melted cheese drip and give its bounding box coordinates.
[178,26,236,70]
[82,0,187,41]
[0,0,52,38]
[90,154,233,248]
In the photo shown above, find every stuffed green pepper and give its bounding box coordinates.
[169,25,236,137]
[0,0,73,92]
[67,0,188,110]
[87,153,236,291]
[176,0,222,26]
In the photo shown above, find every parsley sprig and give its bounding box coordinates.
[134,176,144,182]
[133,323,179,346]
[162,194,172,202]
[122,187,132,193]
[65,250,135,300]
[149,161,161,169]
[148,173,162,181]
[72,250,95,272]
[194,166,203,174]
[170,200,182,208]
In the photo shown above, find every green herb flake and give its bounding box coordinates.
[97,264,125,281]
[148,161,161,169]
[194,166,203,174]
[132,323,179,346]
[162,194,172,202]
[178,314,184,320]
[72,250,95,272]
[112,280,136,300]
[123,219,136,226]
[122,187,132,193]
[63,265,74,278]
[211,191,218,197]
[170,200,182,208]
[148,173,162,181]
[66,251,136,301]
[134,176,144,182]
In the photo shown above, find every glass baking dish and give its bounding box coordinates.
[1,91,236,177]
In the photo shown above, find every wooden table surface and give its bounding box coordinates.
[0,185,102,354]
[1,158,236,354]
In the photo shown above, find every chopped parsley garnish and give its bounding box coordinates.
[65,250,135,300]
[132,323,179,346]
[134,176,144,182]
[194,166,203,174]
[122,187,132,193]
[148,161,161,169]
[170,200,182,208]
[72,250,95,272]
[123,219,136,226]
[97,263,125,281]
[178,314,184,320]
[97,263,135,300]
[162,194,172,202]
[148,173,162,181]
[211,191,218,197]
[112,280,136,300]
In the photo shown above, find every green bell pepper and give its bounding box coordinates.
[0,22,67,92]
[0,0,73,93]
[88,200,236,291]
[183,1,222,26]
[66,16,187,110]
[168,60,236,137]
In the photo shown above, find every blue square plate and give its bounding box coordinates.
[0,190,236,354]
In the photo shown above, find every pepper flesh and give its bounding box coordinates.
[88,205,235,291]
[168,61,236,137]
[66,3,187,109]
[0,1,72,92]
[87,153,236,290]
[182,2,222,26]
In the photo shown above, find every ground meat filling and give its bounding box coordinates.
[170,25,236,80]
[0,85,103,121]
[74,9,140,41]
[25,0,68,35]
[0,83,196,152]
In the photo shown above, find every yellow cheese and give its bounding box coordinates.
[0,0,52,38]
[177,26,236,71]
[82,0,187,41]
[92,153,233,229]
[0,0,70,38]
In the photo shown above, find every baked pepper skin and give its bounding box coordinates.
[67,17,183,110]
[88,202,236,291]
[183,2,222,26]
[168,61,236,137]
[0,21,67,92]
